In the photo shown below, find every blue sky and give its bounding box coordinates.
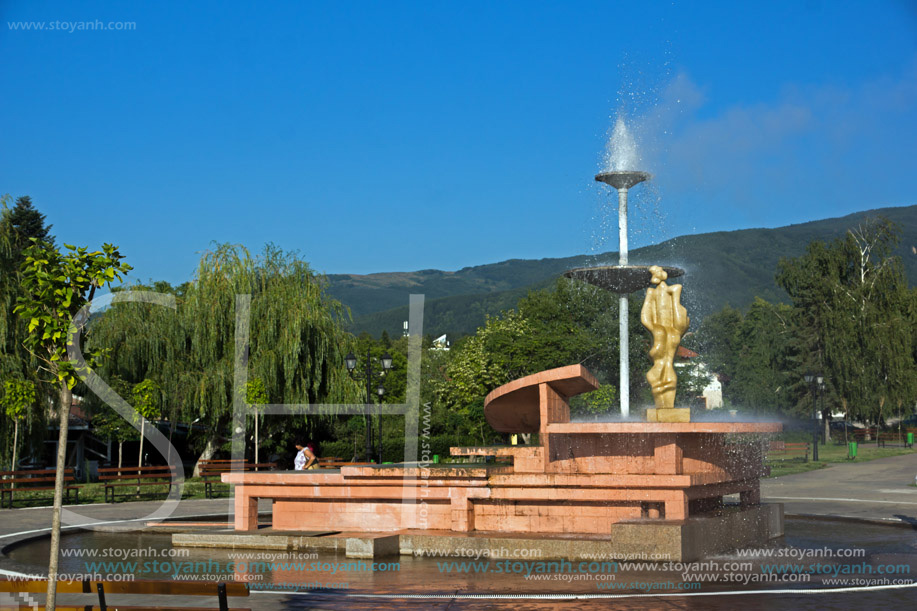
[1,1,915,284]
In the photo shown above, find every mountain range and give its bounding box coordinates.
[325,205,917,339]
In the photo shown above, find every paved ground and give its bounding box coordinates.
[0,455,915,609]
[761,452,917,525]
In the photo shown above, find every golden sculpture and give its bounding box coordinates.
[641,265,691,422]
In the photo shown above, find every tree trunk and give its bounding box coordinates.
[46,382,72,611]
[167,419,176,463]
[137,420,145,495]
[822,409,831,445]
[193,435,220,477]
[10,420,18,481]
[118,441,123,469]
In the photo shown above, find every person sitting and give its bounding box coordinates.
[294,442,318,470]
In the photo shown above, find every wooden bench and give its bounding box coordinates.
[449,446,513,464]
[0,579,249,610]
[0,468,80,508]
[99,466,178,503]
[314,460,375,468]
[877,431,915,448]
[766,441,809,462]
[851,428,878,442]
[198,460,275,499]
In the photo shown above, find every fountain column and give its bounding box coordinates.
[565,172,679,419]
[617,186,630,418]
[586,171,650,418]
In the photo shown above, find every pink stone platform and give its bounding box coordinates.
[225,364,781,541]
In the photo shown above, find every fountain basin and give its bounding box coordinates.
[564,265,685,294]
[225,365,782,561]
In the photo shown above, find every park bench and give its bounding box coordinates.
[766,441,809,462]
[0,578,249,610]
[198,459,275,499]
[851,428,878,442]
[876,430,915,448]
[99,465,178,503]
[0,468,80,508]
[315,460,376,468]
[449,446,513,464]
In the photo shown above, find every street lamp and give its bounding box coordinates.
[804,372,823,461]
[345,350,393,464]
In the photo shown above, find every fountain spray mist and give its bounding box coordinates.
[604,117,640,172]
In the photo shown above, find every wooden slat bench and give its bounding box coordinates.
[449,446,513,464]
[877,431,915,448]
[766,441,809,462]
[851,428,878,442]
[199,460,275,499]
[0,579,249,610]
[0,468,80,508]
[99,466,178,503]
[315,460,375,468]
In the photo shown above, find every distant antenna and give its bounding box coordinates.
[403,320,409,337]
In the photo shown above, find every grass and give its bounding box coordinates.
[766,440,916,478]
[0,477,220,508]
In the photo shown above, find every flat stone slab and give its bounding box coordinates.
[546,421,782,434]
[174,504,783,562]
[174,531,398,559]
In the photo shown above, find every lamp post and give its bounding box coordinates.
[804,372,823,462]
[345,349,392,464]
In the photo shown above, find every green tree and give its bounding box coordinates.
[87,376,139,469]
[777,218,917,436]
[570,384,618,419]
[7,196,53,248]
[437,310,531,416]
[728,299,796,414]
[693,304,743,386]
[1,195,54,380]
[437,278,637,425]
[131,379,162,476]
[0,379,37,472]
[245,378,269,464]
[14,239,131,609]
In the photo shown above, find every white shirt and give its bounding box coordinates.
[294,449,307,470]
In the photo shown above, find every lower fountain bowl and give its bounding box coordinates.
[564,265,685,293]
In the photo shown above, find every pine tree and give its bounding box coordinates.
[8,196,54,248]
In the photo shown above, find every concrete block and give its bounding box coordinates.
[345,534,400,559]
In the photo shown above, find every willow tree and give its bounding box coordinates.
[182,244,360,471]
[89,244,361,473]
[86,280,194,468]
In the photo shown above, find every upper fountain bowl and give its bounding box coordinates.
[595,171,652,190]
[565,265,685,294]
